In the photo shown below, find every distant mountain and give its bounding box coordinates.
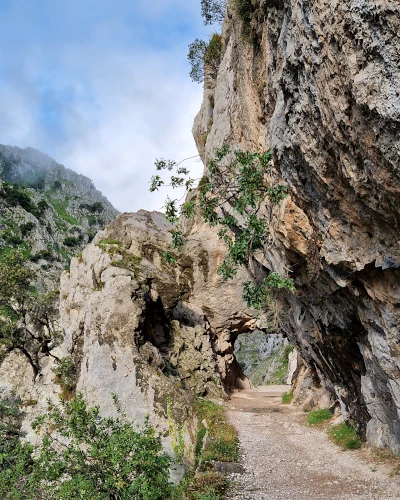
[0,144,119,288]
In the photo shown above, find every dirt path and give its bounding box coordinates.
[224,385,400,500]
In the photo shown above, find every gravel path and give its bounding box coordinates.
[224,385,400,500]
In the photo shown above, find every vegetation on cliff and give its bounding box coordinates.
[150,145,294,312]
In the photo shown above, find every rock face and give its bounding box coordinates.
[0,209,255,474]
[193,0,400,453]
[235,331,291,386]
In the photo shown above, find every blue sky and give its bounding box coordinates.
[0,0,214,212]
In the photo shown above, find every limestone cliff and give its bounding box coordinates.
[193,0,400,453]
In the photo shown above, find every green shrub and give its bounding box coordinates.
[0,392,174,500]
[63,236,80,247]
[307,408,332,425]
[52,357,76,392]
[20,222,36,236]
[80,201,104,213]
[30,395,173,499]
[328,423,361,450]
[281,390,293,404]
[29,250,53,262]
[1,183,37,216]
[0,390,35,500]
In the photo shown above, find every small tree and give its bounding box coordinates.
[188,34,223,83]
[0,250,60,377]
[150,146,295,311]
[201,0,226,25]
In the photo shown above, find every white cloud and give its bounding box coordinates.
[57,48,205,212]
[0,0,212,213]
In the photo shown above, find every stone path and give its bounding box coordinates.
[224,385,400,500]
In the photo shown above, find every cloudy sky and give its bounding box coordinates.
[0,0,214,212]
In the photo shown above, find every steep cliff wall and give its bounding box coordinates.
[193,0,400,453]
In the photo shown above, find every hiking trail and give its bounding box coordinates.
[223,385,400,500]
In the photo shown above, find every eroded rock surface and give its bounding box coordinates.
[193,0,400,453]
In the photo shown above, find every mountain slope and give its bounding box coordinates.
[0,145,119,287]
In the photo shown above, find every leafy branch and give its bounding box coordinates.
[150,146,295,311]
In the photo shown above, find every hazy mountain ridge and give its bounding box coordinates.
[0,144,119,287]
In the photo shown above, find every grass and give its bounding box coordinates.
[328,423,361,450]
[281,390,293,404]
[47,196,79,226]
[307,408,332,425]
[186,472,228,500]
[194,399,239,463]
[172,399,239,500]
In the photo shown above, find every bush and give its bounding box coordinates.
[31,395,173,499]
[0,390,35,500]
[29,250,53,262]
[1,183,36,214]
[80,201,104,213]
[281,390,293,404]
[52,356,76,392]
[328,423,361,450]
[20,222,36,236]
[307,408,332,425]
[0,392,174,500]
[63,236,80,247]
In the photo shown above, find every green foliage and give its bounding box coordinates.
[194,399,238,462]
[150,146,294,313]
[188,38,208,83]
[234,0,257,38]
[328,423,362,450]
[281,390,293,404]
[0,250,60,377]
[20,221,36,236]
[63,235,82,247]
[0,390,35,500]
[307,408,333,425]
[79,201,104,213]
[0,392,173,500]
[1,183,37,215]
[200,0,226,25]
[29,249,54,262]
[171,230,185,251]
[162,251,177,264]
[243,273,295,310]
[31,395,173,500]
[188,34,222,83]
[52,357,76,392]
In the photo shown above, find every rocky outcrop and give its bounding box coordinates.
[193,0,400,453]
[1,209,256,474]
